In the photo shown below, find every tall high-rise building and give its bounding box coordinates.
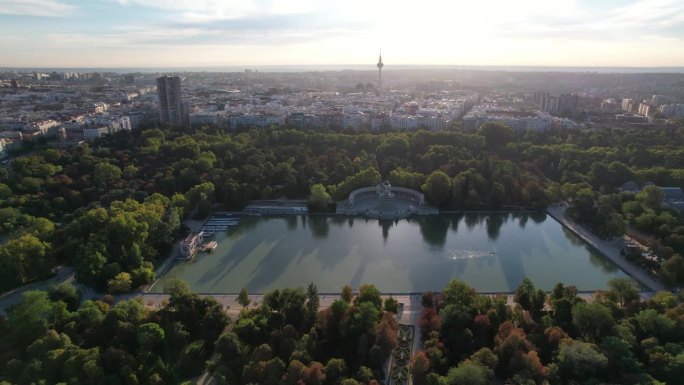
[156,76,183,125]
[377,51,384,89]
[558,94,579,115]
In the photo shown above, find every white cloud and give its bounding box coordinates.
[0,0,76,17]
[609,0,684,28]
[115,0,318,21]
[2,0,683,67]
[48,26,213,47]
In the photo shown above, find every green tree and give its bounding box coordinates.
[354,284,383,310]
[661,254,684,285]
[215,331,242,359]
[422,170,452,207]
[599,336,642,375]
[238,287,251,307]
[633,308,675,340]
[0,233,51,292]
[384,296,399,314]
[329,168,381,201]
[47,283,81,311]
[478,122,514,148]
[606,277,640,306]
[444,360,492,385]
[637,185,664,210]
[341,285,353,302]
[343,302,380,340]
[572,302,615,342]
[514,278,546,319]
[108,272,133,293]
[324,358,347,385]
[551,339,608,383]
[306,282,320,325]
[260,357,285,385]
[131,266,155,287]
[5,291,55,347]
[355,366,373,383]
[309,184,330,211]
[389,168,426,191]
[93,162,122,189]
[164,278,190,297]
[138,322,165,351]
[470,347,498,370]
[284,360,306,384]
[441,279,476,312]
[186,182,215,218]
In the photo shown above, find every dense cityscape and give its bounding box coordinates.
[2,67,684,156]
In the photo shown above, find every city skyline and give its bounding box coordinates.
[1,0,684,68]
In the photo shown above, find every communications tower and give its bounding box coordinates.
[377,50,384,89]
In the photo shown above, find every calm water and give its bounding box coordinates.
[151,213,631,294]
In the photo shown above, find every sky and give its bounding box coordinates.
[1,0,683,68]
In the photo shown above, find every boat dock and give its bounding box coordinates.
[202,241,218,252]
[201,214,240,233]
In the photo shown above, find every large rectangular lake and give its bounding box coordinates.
[151,213,632,294]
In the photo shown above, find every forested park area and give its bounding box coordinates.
[2,277,684,384]
[1,124,683,293]
[1,120,684,383]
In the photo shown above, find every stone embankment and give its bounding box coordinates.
[547,204,664,293]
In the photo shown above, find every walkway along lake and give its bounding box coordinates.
[150,213,634,294]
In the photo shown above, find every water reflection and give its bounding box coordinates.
[418,215,450,247]
[379,220,394,242]
[464,213,483,230]
[308,216,329,238]
[156,213,634,293]
[450,213,463,231]
[285,215,298,231]
[588,252,620,273]
[232,215,261,234]
[529,212,546,223]
[562,226,585,247]
[486,215,504,240]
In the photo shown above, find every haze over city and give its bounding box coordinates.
[2,0,684,68]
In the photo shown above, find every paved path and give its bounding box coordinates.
[547,204,665,292]
[0,266,75,316]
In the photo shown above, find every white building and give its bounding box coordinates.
[342,112,368,130]
[179,232,205,259]
[417,116,446,130]
[189,111,224,126]
[228,114,284,129]
[24,119,60,135]
[81,115,132,139]
[463,111,553,132]
[638,102,657,118]
[83,126,109,139]
[391,115,418,130]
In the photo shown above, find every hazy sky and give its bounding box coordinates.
[1,0,683,68]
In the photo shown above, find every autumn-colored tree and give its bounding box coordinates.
[410,351,430,385]
[302,361,326,385]
[419,307,441,337]
[493,321,547,382]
